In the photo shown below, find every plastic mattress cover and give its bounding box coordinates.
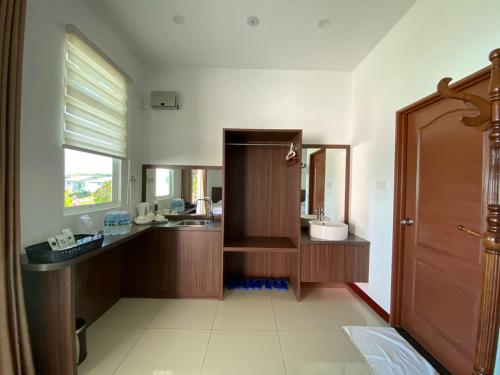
[343,326,438,375]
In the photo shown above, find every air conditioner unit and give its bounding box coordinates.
[151,91,179,110]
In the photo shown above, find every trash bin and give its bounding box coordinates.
[76,318,87,365]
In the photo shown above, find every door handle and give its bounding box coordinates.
[457,225,483,238]
[401,218,414,226]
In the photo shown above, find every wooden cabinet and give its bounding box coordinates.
[223,129,303,299]
[123,229,222,298]
[301,240,369,283]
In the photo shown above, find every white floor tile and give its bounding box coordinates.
[213,290,276,330]
[115,329,210,375]
[149,299,218,329]
[93,298,166,328]
[77,326,143,375]
[272,287,387,331]
[201,330,285,375]
[279,331,370,375]
[83,287,389,375]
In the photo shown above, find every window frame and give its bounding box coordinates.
[63,148,122,215]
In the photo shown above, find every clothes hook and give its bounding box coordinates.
[285,143,296,161]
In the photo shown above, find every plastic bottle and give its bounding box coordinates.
[103,212,111,236]
[119,211,131,234]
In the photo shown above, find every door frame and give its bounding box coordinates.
[308,148,326,214]
[391,65,490,326]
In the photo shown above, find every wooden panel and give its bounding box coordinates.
[123,230,222,298]
[23,268,77,375]
[224,130,301,243]
[224,236,297,252]
[300,243,369,282]
[74,246,122,326]
[224,252,292,278]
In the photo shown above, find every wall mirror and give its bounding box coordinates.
[301,145,350,224]
[142,165,223,216]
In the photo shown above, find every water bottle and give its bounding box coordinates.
[103,212,111,236]
[110,211,118,236]
[121,211,131,234]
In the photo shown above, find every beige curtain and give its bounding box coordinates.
[197,170,207,214]
[0,0,35,374]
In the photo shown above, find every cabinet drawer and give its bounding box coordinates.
[301,243,369,282]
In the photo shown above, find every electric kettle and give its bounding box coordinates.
[136,202,153,217]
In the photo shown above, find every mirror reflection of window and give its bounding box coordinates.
[144,166,223,216]
[155,168,173,198]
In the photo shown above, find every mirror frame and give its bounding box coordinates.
[141,164,223,203]
[302,144,351,223]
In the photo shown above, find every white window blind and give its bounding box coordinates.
[64,32,129,159]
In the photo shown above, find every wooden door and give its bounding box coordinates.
[399,77,489,374]
[308,148,326,214]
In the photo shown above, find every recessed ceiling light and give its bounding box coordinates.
[247,16,260,27]
[318,18,332,29]
[172,14,186,25]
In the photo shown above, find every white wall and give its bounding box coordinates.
[20,0,147,248]
[145,68,352,165]
[350,0,500,312]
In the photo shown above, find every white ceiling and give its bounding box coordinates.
[87,0,416,71]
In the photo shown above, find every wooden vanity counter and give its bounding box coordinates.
[21,221,221,272]
[21,222,222,375]
[300,230,370,283]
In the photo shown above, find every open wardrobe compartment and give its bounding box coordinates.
[222,129,302,300]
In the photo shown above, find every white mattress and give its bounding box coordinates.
[343,326,438,375]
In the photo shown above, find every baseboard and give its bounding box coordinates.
[347,282,390,323]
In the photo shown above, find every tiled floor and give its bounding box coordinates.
[78,285,387,375]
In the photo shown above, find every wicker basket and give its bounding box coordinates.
[25,234,104,264]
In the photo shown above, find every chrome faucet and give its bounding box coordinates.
[315,208,326,221]
[197,197,214,222]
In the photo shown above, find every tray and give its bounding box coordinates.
[25,234,104,264]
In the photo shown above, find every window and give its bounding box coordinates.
[64,149,120,210]
[155,169,173,198]
[62,27,129,213]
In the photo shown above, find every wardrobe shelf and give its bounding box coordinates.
[224,236,298,253]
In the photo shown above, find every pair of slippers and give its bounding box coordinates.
[226,278,288,291]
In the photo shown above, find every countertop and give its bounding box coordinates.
[301,229,369,246]
[21,221,221,272]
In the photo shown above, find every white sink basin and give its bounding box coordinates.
[309,220,348,241]
[301,214,317,221]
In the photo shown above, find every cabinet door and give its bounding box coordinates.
[123,230,222,298]
[301,244,369,283]
[163,230,222,297]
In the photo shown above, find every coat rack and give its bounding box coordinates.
[437,48,500,375]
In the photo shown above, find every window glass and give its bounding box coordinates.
[64,149,118,208]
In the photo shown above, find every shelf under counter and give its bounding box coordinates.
[224,236,298,253]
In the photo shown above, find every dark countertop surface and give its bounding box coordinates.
[301,229,369,245]
[21,221,221,272]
